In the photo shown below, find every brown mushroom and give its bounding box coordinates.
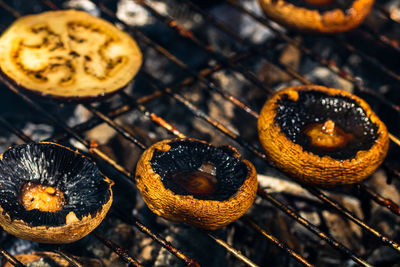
[1,251,103,267]
[257,0,374,33]
[135,138,258,230]
[0,10,142,101]
[257,85,389,186]
[0,142,113,243]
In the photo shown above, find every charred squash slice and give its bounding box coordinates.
[0,10,142,101]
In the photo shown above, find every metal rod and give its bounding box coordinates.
[85,104,147,151]
[93,231,144,267]
[1,1,399,267]
[0,247,26,267]
[52,249,84,267]
[223,0,400,82]
[0,116,33,143]
[305,186,400,253]
[359,183,400,217]
[206,232,259,267]
[0,51,197,267]
[242,216,315,267]
[111,209,200,267]
[375,4,400,25]
[118,0,274,95]
[257,188,372,267]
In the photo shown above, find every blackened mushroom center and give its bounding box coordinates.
[274,90,379,160]
[285,0,354,12]
[151,141,248,201]
[170,162,218,196]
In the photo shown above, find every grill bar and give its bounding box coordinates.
[137,71,375,265]
[111,208,200,267]
[0,0,398,266]
[134,0,400,153]
[333,36,400,81]
[359,25,400,53]
[375,4,400,25]
[206,233,259,267]
[121,0,274,95]
[305,186,400,252]
[0,44,197,267]
[0,115,33,144]
[225,0,400,80]
[139,61,400,264]
[93,231,144,267]
[51,249,84,267]
[257,188,372,267]
[241,216,314,267]
[223,0,400,87]
[360,184,400,216]
[137,0,400,220]
[0,99,197,266]
[171,2,400,220]
[85,104,147,151]
[99,1,274,99]
[0,247,26,267]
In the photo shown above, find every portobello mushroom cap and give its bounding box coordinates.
[1,251,103,267]
[135,138,258,230]
[257,0,374,33]
[0,142,113,243]
[257,85,389,186]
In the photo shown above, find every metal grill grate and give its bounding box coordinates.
[0,0,398,266]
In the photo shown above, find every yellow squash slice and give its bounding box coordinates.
[0,10,142,100]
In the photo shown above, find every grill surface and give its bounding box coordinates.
[0,0,399,266]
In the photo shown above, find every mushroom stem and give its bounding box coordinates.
[322,120,335,135]
[20,183,65,212]
[303,120,353,151]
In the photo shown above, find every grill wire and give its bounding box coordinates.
[0,0,398,266]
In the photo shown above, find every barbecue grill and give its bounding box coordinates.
[0,0,399,266]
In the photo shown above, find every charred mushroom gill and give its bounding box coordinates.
[0,142,113,244]
[0,10,142,100]
[135,138,258,230]
[257,0,374,33]
[258,85,389,186]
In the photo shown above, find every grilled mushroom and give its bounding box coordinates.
[258,85,389,186]
[0,142,113,243]
[0,10,142,101]
[135,138,258,230]
[2,251,103,267]
[257,0,374,33]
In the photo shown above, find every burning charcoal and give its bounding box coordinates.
[257,38,302,86]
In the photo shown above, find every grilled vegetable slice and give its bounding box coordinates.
[0,10,142,100]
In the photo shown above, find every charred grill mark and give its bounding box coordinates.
[12,21,126,85]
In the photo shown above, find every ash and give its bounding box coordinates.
[0,0,399,267]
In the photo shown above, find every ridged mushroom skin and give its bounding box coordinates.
[257,0,374,34]
[0,142,113,243]
[258,85,389,187]
[135,138,258,230]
